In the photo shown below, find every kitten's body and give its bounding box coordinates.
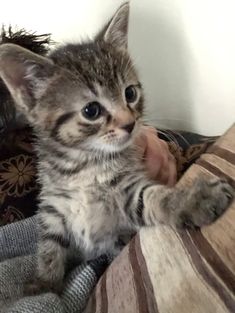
[38,142,141,259]
[0,3,233,293]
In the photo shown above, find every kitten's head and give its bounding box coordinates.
[0,3,144,154]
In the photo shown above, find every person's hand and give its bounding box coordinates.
[135,126,177,186]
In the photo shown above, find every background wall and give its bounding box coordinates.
[1,0,234,135]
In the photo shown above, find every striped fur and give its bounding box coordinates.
[0,3,234,293]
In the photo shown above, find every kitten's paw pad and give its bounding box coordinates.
[177,178,234,229]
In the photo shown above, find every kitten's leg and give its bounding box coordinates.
[26,206,69,294]
[124,177,234,229]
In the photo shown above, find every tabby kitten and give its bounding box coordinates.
[0,3,233,293]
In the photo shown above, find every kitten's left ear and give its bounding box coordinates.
[95,2,130,50]
[0,43,56,115]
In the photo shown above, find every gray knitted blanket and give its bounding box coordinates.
[0,217,110,313]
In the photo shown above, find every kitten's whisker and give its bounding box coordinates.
[142,116,192,147]
[142,118,180,147]
[155,129,180,151]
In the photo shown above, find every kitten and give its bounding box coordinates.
[0,3,233,293]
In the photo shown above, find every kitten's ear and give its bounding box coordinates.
[96,2,130,50]
[0,43,55,114]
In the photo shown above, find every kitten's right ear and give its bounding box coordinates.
[0,43,56,114]
[95,2,130,50]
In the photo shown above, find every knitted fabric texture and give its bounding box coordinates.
[0,217,110,313]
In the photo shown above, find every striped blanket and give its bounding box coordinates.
[85,124,235,313]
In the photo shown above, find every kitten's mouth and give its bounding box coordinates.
[87,133,133,153]
[100,123,140,152]
[103,133,134,151]
[81,124,139,154]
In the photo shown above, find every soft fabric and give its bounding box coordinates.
[0,216,111,313]
[0,128,38,225]
[84,123,235,313]
[0,127,216,225]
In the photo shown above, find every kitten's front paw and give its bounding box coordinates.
[175,178,234,229]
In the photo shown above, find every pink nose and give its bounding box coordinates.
[120,121,135,134]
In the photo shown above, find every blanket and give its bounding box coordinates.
[0,216,110,313]
[84,124,235,313]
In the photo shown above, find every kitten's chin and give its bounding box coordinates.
[101,139,132,153]
[83,136,133,154]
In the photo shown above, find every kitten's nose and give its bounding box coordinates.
[121,121,135,134]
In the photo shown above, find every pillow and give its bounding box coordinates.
[84,124,235,313]
[0,128,38,225]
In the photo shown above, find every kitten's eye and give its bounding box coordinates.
[125,85,137,103]
[82,102,102,120]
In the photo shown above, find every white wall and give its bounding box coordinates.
[1,0,235,135]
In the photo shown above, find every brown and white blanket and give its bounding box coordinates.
[85,124,235,313]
